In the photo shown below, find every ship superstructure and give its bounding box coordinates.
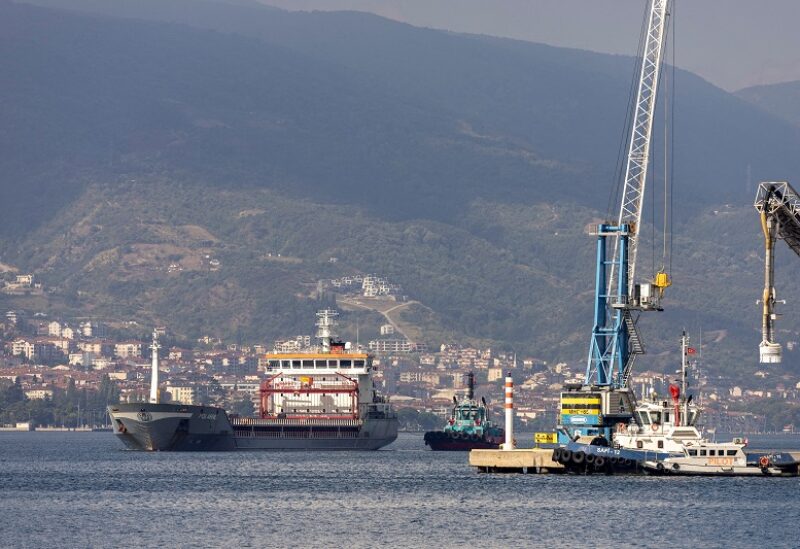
[232,309,397,449]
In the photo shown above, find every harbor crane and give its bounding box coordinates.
[754,181,800,363]
[559,0,673,442]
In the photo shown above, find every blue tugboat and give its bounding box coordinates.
[424,373,504,451]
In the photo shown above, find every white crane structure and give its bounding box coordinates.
[610,0,672,301]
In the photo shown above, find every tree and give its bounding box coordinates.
[230,395,255,417]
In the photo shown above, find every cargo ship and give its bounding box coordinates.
[424,372,504,451]
[108,310,398,451]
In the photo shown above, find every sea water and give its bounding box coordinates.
[1,432,798,548]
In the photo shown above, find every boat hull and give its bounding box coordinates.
[108,403,398,451]
[423,430,502,451]
[109,403,236,451]
[553,441,673,474]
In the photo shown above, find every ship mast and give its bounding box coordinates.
[316,309,339,354]
[149,329,161,404]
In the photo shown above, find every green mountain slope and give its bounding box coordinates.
[2,1,800,382]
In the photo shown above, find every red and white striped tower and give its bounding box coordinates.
[504,373,514,450]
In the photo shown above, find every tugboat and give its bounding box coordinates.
[424,372,504,451]
[552,331,799,476]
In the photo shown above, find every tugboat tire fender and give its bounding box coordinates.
[572,451,585,465]
[585,453,596,464]
[594,456,605,468]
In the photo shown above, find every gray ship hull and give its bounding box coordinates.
[109,403,236,451]
[108,404,398,451]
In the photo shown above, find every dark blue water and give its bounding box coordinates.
[1,432,799,548]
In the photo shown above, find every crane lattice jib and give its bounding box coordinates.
[612,0,669,293]
[755,182,800,257]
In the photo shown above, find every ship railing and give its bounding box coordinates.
[232,417,363,427]
[233,429,360,439]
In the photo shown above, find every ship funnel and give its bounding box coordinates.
[149,329,161,404]
[466,372,474,400]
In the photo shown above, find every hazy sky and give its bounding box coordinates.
[262,0,800,91]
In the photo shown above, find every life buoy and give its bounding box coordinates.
[759,455,770,469]
[651,423,660,432]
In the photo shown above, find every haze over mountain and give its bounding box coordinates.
[736,80,800,129]
[3,0,800,381]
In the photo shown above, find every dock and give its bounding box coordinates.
[469,448,564,474]
[470,447,800,475]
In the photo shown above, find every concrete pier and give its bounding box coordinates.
[471,448,800,475]
[470,448,564,474]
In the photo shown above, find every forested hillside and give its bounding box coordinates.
[3,0,800,381]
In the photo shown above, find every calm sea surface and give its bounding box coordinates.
[1,432,799,548]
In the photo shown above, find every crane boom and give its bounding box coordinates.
[615,0,669,290]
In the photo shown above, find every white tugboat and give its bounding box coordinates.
[555,332,799,475]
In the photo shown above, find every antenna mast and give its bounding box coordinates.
[149,329,161,404]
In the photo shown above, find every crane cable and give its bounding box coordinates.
[654,1,675,295]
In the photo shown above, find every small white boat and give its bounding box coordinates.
[643,440,798,476]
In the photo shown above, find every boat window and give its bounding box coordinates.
[354,360,365,367]
[688,449,697,456]
[340,360,352,367]
[268,360,279,369]
[303,360,313,368]
[657,440,664,449]
[699,449,707,456]
[664,412,670,423]
[636,441,643,449]
[315,360,326,368]
[709,450,716,456]
[638,412,650,425]
[727,450,737,456]
[328,360,338,368]
[292,360,302,368]
[649,412,662,424]
[281,360,291,369]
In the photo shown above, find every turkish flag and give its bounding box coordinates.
[687,348,697,355]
